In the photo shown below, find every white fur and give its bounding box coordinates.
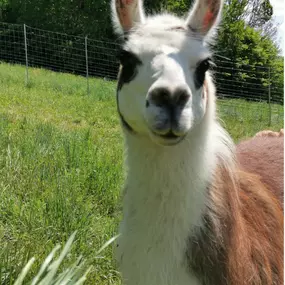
[112,0,232,284]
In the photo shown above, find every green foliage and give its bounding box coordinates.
[214,1,283,103]
[1,0,112,39]
[160,0,193,16]
[218,1,279,66]
[249,0,273,28]
[260,0,273,22]
[14,233,91,285]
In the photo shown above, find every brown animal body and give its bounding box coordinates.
[237,136,284,204]
[189,135,284,285]
[255,129,284,137]
[233,136,284,284]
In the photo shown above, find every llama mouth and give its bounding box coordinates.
[159,132,180,139]
[150,131,186,145]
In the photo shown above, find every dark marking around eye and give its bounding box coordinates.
[116,49,142,134]
[117,49,142,91]
[194,58,212,89]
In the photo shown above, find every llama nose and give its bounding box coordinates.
[147,87,190,108]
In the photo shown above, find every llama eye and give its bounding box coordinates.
[117,49,142,90]
[194,58,211,89]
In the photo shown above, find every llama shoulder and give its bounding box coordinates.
[236,136,284,203]
[188,160,283,285]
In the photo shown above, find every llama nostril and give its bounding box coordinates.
[146,100,150,107]
[174,88,190,106]
[149,87,170,107]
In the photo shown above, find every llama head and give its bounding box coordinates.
[112,0,223,146]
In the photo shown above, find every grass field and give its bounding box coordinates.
[0,62,283,284]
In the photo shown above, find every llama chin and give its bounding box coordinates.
[111,0,284,284]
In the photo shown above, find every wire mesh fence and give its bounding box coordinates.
[0,21,283,127]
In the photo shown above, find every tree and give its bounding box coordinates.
[246,0,273,29]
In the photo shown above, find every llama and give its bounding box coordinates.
[255,128,284,137]
[111,0,284,284]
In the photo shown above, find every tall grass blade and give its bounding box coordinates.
[96,234,120,256]
[30,245,61,285]
[14,257,35,285]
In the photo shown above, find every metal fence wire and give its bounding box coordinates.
[0,21,284,126]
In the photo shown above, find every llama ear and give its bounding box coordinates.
[186,0,223,37]
[111,0,145,35]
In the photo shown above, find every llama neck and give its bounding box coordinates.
[122,119,224,229]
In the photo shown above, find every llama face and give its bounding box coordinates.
[112,0,222,145]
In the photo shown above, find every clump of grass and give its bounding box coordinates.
[0,114,122,284]
[14,232,90,285]
[14,232,120,285]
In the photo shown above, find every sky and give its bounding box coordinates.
[270,0,284,55]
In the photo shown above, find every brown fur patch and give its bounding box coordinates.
[237,136,284,204]
[188,137,284,284]
[228,170,283,285]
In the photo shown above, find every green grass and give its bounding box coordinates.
[0,62,283,284]
[13,232,92,285]
[0,63,122,284]
[218,98,283,141]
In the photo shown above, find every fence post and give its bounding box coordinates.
[23,24,29,86]
[268,67,271,126]
[85,36,90,95]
